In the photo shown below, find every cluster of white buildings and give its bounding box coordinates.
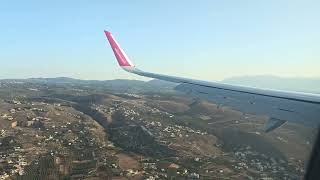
[0,146,28,179]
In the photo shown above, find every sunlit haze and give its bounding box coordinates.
[0,0,319,81]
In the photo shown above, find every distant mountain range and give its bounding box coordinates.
[1,76,319,94]
[1,77,145,85]
[24,77,177,88]
[0,77,177,93]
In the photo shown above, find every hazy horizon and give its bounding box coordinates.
[1,75,320,94]
[1,74,320,82]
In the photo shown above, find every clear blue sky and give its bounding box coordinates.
[0,0,319,81]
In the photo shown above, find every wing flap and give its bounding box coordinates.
[264,118,287,132]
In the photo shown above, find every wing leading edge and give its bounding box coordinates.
[104,30,320,132]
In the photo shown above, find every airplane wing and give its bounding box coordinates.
[104,30,320,132]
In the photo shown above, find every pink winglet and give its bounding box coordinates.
[104,31,134,67]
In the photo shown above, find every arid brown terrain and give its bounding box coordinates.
[0,78,316,179]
